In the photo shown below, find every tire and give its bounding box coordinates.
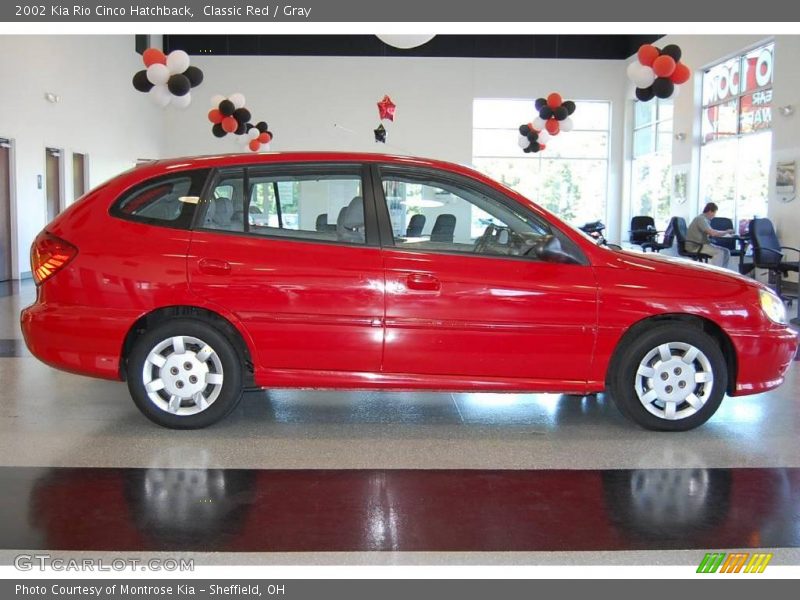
[608,323,727,431]
[126,318,243,429]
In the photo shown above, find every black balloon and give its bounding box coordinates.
[535,98,546,111]
[212,123,226,138]
[256,121,269,133]
[219,100,235,116]
[635,86,655,102]
[233,108,251,124]
[374,124,387,143]
[554,106,569,121]
[539,106,554,120]
[183,66,204,87]
[527,131,539,142]
[530,141,540,152]
[235,122,247,135]
[519,124,531,136]
[132,70,153,93]
[660,44,682,62]
[653,77,675,99]
[167,74,191,97]
[563,100,576,115]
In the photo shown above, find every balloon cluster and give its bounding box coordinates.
[207,94,252,137]
[207,94,273,152]
[533,93,576,136]
[238,121,274,153]
[374,95,396,143]
[132,48,203,109]
[627,44,691,102]
[516,93,576,153]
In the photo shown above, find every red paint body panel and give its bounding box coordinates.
[19,152,798,400]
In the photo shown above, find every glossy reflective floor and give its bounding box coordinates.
[1,280,799,565]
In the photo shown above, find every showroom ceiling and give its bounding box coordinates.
[154,35,663,60]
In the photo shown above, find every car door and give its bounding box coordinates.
[188,163,385,376]
[375,165,598,388]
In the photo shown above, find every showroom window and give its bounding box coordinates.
[631,98,673,231]
[472,99,610,225]
[699,42,773,225]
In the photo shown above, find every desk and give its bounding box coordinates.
[713,234,751,275]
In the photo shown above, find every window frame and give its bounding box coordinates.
[109,168,211,230]
[370,163,589,266]
[194,162,381,248]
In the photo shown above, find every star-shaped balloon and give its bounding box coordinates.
[377,95,396,121]
[374,124,387,143]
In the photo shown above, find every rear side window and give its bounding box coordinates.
[111,169,210,229]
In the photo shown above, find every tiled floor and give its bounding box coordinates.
[1,279,799,565]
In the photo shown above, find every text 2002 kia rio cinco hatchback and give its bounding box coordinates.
[21,152,798,430]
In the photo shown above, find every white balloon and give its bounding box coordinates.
[626,61,641,81]
[166,50,190,75]
[210,94,225,107]
[172,92,191,109]
[248,128,261,140]
[533,117,547,130]
[376,34,435,49]
[146,63,170,86]
[560,117,575,133]
[634,65,656,89]
[537,130,550,143]
[518,135,529,149]
[229,93,246,109]
[149,84,171,107]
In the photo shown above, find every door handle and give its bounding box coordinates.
[406,273,440,291]
[198,258,231,276]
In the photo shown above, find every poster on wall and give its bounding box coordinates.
[776,161,796,197]
[673,169,688,204]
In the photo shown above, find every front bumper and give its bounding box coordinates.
[729,326,798,395]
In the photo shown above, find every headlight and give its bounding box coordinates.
[759,289,787,324]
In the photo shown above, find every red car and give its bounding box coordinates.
[20,152,797,430]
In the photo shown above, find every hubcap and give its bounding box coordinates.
[142,335,224,416]
[634,342,714,421]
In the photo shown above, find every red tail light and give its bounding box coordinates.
[31,231,78,285]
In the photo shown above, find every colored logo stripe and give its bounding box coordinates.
[697,552,773,573]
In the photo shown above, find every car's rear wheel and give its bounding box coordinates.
[608,323,727,431]
[126,319,243,429]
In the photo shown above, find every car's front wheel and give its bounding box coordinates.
[608,323,727,431]
[126,319,243,429]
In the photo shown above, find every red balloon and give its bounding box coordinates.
[207,109,223,124]
[545,118,560,135]
[248,140,261,152]
[258,132,270,143]
[671,62,691,85]
[142,48,167,67]
[547,93,562,109]
[637,44,660,67]
[221,116,238,133]
[539,144,546,151]
[653,55,677,78]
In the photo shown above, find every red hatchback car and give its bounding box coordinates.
[21,152,797,430]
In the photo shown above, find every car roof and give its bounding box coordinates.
[142,151,478,178]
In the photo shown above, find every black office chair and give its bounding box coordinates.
[629,216,659,252]
[645,219,676,253]
[672,217,712,263]
[406,214,426,237]
[749,217,799,301]
[709,217,744,258]
[430,214,456,243]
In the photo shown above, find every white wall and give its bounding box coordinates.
[161,54,629,240]
[0,35,164,277]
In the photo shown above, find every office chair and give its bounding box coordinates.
[629,216,659,252]
[749,217,799,301]
[672,217,712,263]
[709,216,744,258]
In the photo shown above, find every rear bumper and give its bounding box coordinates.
[20,302,137,381]
[730,326,798,395]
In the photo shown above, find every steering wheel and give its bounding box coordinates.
[473,224,498,254]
